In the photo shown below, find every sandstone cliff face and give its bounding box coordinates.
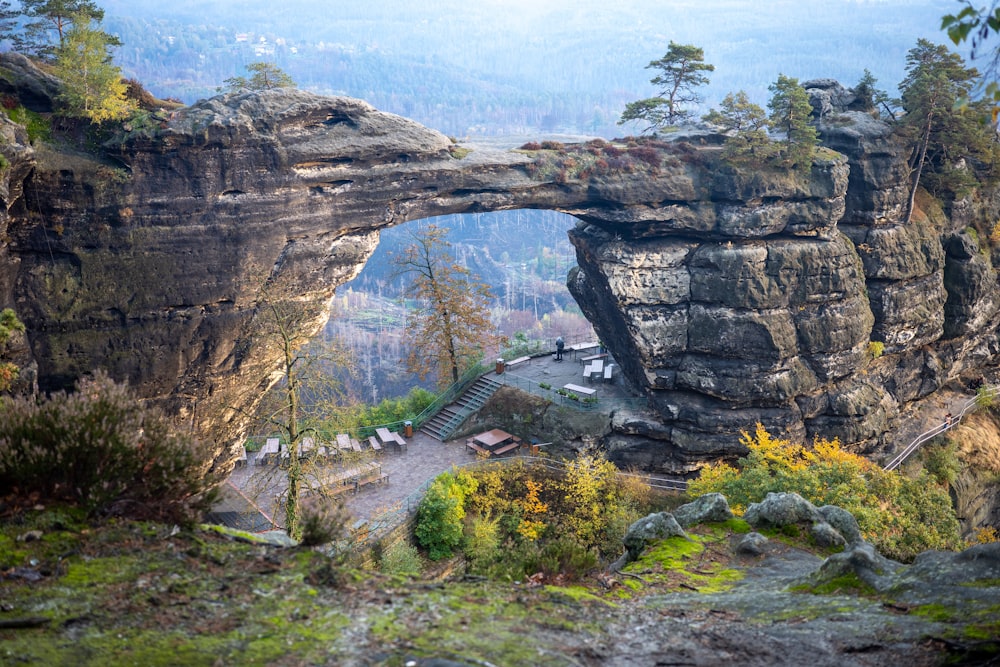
[1,61,997,474]
[584,87,1000,473]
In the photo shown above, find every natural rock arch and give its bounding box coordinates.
[2,82,998,474]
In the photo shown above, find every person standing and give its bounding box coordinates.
[555,337,564,361]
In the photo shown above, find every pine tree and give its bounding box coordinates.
[767,74,819,169]
[222,62,296,93]
[619,42,714,132]
[394,224,501,388]
[702,90,771,163]
[897,39,984,218]
[17,0,108,58]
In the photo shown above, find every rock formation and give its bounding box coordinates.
[0,59,997,473]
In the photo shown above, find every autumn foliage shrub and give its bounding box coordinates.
[688,424,962,561]
[0,372,217,522]
[436,453,652,580]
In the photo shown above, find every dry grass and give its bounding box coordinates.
[952,411,1000,474]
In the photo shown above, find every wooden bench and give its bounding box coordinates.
[579,353,607,364]
[350,438,362,452]
[507,355,531,367]
[466,439,489,455]
[367,436,382,453]
[492,441,521,456]
[603,363,614,383]
[563,383,596,396]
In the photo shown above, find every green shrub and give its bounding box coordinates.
[921,441,962,486]
[465,515,502,572]
[380,539,423,576]
[0,371,217,522]
[415,470,478,560]
[538,382,551,390]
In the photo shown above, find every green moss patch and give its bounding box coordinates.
[792,572,877,597]
[622,524,744,594]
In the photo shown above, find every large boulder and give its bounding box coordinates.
[622,511,688,562]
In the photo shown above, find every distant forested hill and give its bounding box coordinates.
[101,0,952,137]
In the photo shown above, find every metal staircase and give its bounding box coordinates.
[420,375,503,441]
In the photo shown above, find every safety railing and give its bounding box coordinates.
[883,385,998,471]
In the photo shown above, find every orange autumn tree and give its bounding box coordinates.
[688,423,961,561]
[393,224,502,389]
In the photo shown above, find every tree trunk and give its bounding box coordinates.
[906,108,934,224]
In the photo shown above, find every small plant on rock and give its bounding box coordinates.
[297,496,350,546]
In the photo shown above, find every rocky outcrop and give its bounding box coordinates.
[1,62,998,473]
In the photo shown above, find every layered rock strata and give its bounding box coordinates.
[1,59,997,473]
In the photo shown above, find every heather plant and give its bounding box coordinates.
[0,371,217,522]
[297,495,350,547]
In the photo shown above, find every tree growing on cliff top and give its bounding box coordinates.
[619,42,714,132]
[767,74,819,170]
[16,0,108,57]
[897,39,990,219]
[393,224,501,388]
[222,62,296,93]
[52,15,135,123]
[702,90,772,163]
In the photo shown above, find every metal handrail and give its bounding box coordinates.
[246,361,491,446]
[883,385,998,471]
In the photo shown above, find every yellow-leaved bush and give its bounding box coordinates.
[688,423,962,561]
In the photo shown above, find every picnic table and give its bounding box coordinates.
[376,427,407,452]
[568,341,599,359]
[311,461,387,496]
[258,437,280,465]
[300,436,328,460]
[467,428,522,457]
[583,359,604,381]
